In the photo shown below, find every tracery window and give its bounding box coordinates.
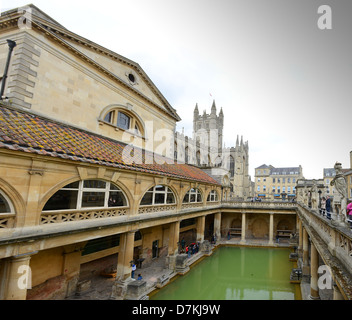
[43,180,128,211]
[183,188,202,203]
[140,185,176,206]
[207,190,219,202]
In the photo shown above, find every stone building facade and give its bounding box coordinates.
[255,164,304,200]
[0,5,293,301]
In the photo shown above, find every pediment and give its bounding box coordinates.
[0,4,180,122]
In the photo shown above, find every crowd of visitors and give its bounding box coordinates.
[180,237,200,257]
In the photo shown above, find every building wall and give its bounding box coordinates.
[1,29,176,155]
[254,166,304,200]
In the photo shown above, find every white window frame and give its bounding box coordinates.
[43,180,128,211]
[141,185,176,206]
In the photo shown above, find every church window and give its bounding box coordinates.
[229,156,234,176]
[183,188,202,203]
[43,180,128,211]
[140,185,175,206]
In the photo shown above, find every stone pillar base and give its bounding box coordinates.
[110,278,134,300]
[175,254,190,275]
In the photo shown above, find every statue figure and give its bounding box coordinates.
[311,180,319,210]
[330,162,347,224]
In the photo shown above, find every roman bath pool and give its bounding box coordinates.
[150,246,300,300]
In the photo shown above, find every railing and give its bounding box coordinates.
[40,207,129,225]
[297,203,352,279]
[0,213,15,228]
[221,200,297,209]
[138,204,176,214]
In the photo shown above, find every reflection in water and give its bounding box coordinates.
[150,247,297,300]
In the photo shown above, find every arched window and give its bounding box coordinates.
[43,180,128,211]
[183,188,202,203]
[101,107,144,136]
[207,190,219,202]
[0,190,14,214]
[140,185,176,206]
[228,156,234,176]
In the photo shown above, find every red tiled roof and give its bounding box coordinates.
[0,106,219,185]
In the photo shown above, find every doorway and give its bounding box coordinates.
[152,240,159,259]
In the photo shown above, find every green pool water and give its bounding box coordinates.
[150,246,299,300]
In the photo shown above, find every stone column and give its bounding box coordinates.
[3,252,37,300]
[116,231,135,280]
[302,228,310,275]
[309,241,320,300]
[268,213,274,245]
[214,213,221,241]
[62,244,83,297]
[196,216,205,242]
[111,231,136,299]
[168,221,180,256]
[298,219,303,253]
[240,212,246,244]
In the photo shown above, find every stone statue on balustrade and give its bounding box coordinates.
[330,162,347,225]
[310,180,319,210]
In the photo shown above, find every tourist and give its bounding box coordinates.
[131,262,136,278]
[137,274,143,280]
[347,202,352,227]
[320,196,326,216]
[326,196,331,219]
[181,237,186,252]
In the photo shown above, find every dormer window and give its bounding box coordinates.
[100,106,144,138]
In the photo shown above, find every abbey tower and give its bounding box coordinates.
[176,100,252,199]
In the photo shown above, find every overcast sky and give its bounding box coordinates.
[3,0,351,179]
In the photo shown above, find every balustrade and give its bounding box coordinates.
[40,207,129,225]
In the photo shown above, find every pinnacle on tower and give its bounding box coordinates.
[194,103,199,115]
[211,100,216,114]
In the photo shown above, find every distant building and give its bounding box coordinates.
[254,165,304,200]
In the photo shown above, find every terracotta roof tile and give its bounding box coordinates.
[0,106,219,185]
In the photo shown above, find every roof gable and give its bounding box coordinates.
[0,4,181,122]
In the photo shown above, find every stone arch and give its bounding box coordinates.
[231,217,242,229]
[0,178,25,228]
[251,217,268,239]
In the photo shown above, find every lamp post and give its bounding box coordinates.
[0,39,17,100]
